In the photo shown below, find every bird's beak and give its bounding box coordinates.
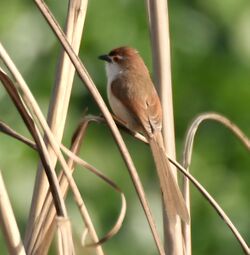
[98,54,112,63]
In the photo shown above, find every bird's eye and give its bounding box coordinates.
[113,56,119,62]
[112,55,123,62]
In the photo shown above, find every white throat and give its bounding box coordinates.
[105,62,123,84]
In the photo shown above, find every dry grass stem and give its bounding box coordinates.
[34,1,164,253]
[0,171,26,255]
[26,0,88,252]
[182,112,250,255]
[0,69,77,255]
[146,1,183,254]
[0,119,124,254]
[0,69,67,218]
[0,121,36,150]
[146,0,176,152]
[44,121,125,250]
[56,217,75,255]
[183,112,250,170]
[0,120,105,254]
[0,41,89,254]
[0,45,72,189]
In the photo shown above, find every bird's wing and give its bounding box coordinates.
[111,76,162,137]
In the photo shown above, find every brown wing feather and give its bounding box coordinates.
[111,75,162,137]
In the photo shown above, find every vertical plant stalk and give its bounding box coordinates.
[56,217,75,255]
[146,1,184,254]
[25,0,88,252]
[182,172,191,255]
[0,171,26,255]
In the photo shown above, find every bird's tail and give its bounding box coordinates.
[149,132,189,224]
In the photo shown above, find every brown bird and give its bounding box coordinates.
[99,46,189,224]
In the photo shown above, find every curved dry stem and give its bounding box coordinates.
[34,1,164,254]
[84,194,127,247]
[0,120,127,250]
[36,129,126,251]
[0,121,36,150]
[183,112,249,170]
[182,112,250,255]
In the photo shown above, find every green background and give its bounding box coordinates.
[0,0,249,254]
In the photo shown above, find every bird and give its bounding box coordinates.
[99,46,189,224]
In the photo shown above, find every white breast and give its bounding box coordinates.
[105,62,138,130]
[105,62,123,111]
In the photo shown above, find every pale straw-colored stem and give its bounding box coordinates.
[0,171,26,255]
[25,1,88,252]
[0,118,113,255]
[0,68,68,220]
[146,1,183,254]
[0,68,75,254]
[0,42,78,255]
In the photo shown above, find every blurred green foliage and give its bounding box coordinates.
[0,0,249,254]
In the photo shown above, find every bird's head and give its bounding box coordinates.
[99,46,146,82]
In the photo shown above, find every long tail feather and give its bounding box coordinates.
[149,133,189,224]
